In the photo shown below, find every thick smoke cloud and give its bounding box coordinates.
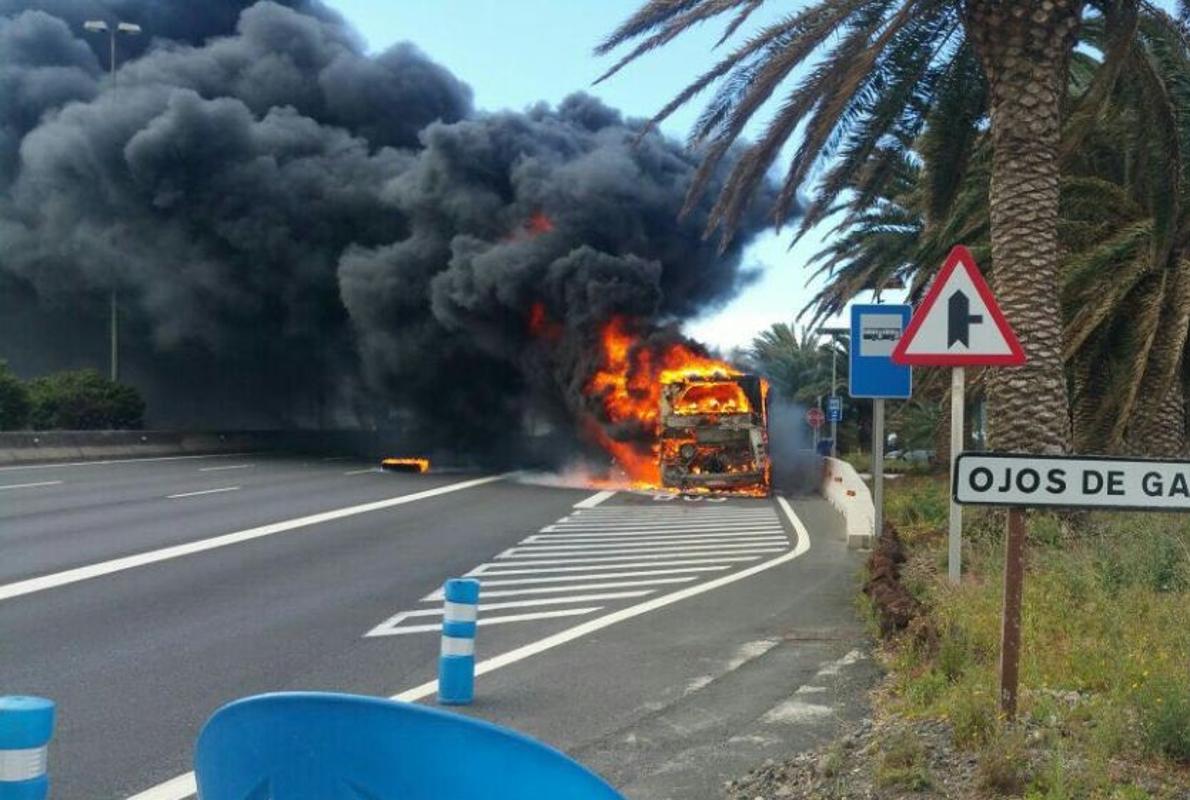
[0,0,778,458]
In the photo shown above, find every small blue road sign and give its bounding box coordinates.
[827,396,843,422]
[850,304,912,399]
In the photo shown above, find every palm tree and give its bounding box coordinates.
[744,323,835,403]
[597,0,1151,456]
[792,5,1190,455]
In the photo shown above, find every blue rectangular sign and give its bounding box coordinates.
[850,304,912,399]
[827,396,843,422]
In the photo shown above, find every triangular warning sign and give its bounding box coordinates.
[892,245,1027,367]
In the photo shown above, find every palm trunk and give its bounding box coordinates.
[964,0,1083,454]
[1126,379,1186,457]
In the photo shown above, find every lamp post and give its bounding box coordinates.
[818,326,848,459]
[83,19,141,384]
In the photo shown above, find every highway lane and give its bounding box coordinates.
[0,454,478,582]
[1,465,579,798]
[0,455,858,799]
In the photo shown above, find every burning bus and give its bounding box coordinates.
[658,373,770,495]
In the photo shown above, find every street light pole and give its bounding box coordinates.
[83,19,141,383]
[830,345,838,458]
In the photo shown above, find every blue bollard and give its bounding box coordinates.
[438,578,481,705]
[0,696,54,800]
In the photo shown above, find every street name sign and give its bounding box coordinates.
[892,246,1026,367]
[827,396,843,422]
[955,453,1190,511]
[849,304,911,398]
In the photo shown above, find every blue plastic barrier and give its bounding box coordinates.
[0,696,54,800]
[438,577,480,705]
[195,692,623,799]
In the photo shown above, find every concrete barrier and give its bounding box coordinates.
[0,431,255,466]
[822,457,875,550]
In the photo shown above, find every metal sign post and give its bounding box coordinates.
[948,367,965,582]
[999,507,1026,718]
[893,246,1027,583]
[872,398,886,537]
[849,304,912,541]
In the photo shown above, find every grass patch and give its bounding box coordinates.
[875,475,1190,794]
[874,729,932,791]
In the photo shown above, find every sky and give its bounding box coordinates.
[325,0,834,354]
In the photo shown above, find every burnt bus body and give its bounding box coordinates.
[658,374,770,495]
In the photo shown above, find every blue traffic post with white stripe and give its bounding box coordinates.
[0,696,54,800]
[438,578,480,705]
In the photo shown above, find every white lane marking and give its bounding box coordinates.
[474,566,730,586]
[368,607,604,636]
[567,509,777,516]
[500,544,787,560]
[390,497,811,696]
[369,592,652,635]
[127,498,817,800]
[0,453,257,473]
[165,486,240,500]
[522,532,787,543]
[128,773,196,800]
[0,480,64,491]
[545,519,785,530]
[320,456,351,462]
[343,468,380,475]
[574,490,617,509]
[570,510,775,516]
[0,473,512,603]
[511,537,788,551]
[489,549,783,566]
[421,578,696,601]
[197,464,253,472]
[472,557,763,576]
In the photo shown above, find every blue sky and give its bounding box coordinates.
[325,0,825,353]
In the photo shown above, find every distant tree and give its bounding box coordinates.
[744,323,835,403]
[27,369,145,430]
[0,361,30,430]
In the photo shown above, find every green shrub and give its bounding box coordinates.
[27,369,145,430]
[874,730,932,790]
[0,361,30,430]
[1134,675,1190,763]
[977,728,1030,795]
[950,685,998,748]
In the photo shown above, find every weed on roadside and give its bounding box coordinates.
[874,729,932,791]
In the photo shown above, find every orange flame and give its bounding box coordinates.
[380,457,430,473]
[583,316,743,486]
[525,211,554,235]
[527,301,563,341]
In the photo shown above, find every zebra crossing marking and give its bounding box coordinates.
[363,495,789,637]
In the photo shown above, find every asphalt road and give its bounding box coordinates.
[0,454,867,799]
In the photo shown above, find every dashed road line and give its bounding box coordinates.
[197,464,253,472]
[166,486,240,499]
[343,468,380,475]
[574,489,617,508]
[0,480,64,491]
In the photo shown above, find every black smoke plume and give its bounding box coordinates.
[0,0,781,460]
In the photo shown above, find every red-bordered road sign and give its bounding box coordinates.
[892,245,1027,367]
[806,407,826,429]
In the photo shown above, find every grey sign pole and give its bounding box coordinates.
[948,366,965,583]
[872,398,885,538]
